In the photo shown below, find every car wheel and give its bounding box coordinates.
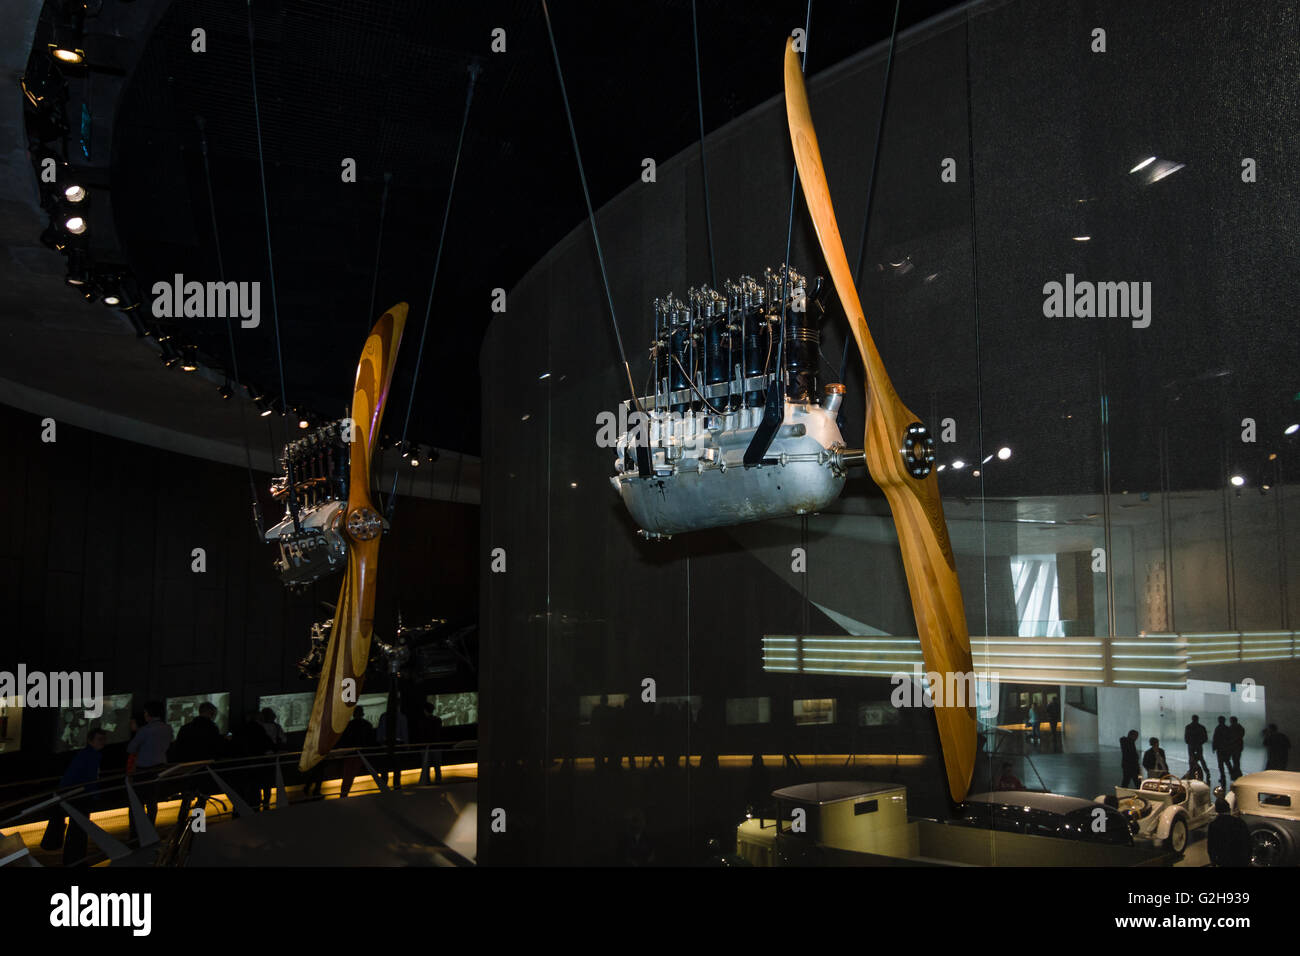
[1249,827,1289,867]
[1168,818,1187,854]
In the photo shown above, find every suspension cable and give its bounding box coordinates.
[541,0,644,415]
[691,0,717,289]
[246,0,300,532]
[196,114,265,539]
[367,171,392,331]
[840,0,900,386]
[777,0,814,383]
[385,61,480,524]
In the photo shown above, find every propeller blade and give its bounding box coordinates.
[299,303,408,772]
[783,39,976,801]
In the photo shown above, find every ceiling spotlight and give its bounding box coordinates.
[1285,423,1299,436]
[180,348,198,372]
[217,383,232,400]
[538,372,551,380]
[972,469,981,477]
[102,294,120,306]
[257,399,273,418]
[298,417,310,429]
[64,215,86,234]
[1230,474,1245,487]
[982,454,994,464]
[1147,161,1185,184]
[410,452,421,467]
[63,184,85,203]
[951,459,966,470]
[1129,156,1157,174]
[49,44,85,65]
[997,446,1012,460]
[1072,236,1091,242]
[936,464,946,472]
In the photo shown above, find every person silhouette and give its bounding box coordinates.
[1211,716,1230,786]
[1120,729,1141,787]
[1184,714,1210,780]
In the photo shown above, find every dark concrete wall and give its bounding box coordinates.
[0,403,477,783]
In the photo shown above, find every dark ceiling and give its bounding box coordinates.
[105,0,964,455]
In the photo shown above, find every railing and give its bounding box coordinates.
[0,739,477,868]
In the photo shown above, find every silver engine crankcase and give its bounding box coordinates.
[611,400,847,538]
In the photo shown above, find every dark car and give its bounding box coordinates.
[953,791,1135,846]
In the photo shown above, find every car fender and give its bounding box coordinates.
[1156,806,1187,841]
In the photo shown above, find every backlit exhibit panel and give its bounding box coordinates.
[429,692,478,726]
[0,696,22,754]
[257,692,315,733]
[56,693,134,751]
[165,692,230,734]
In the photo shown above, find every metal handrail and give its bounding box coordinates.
[0,740,475,830]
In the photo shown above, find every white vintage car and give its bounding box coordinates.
[1097,773,1227,854]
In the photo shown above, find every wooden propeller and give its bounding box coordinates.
[783,39,976,801]
[299,303,408,772]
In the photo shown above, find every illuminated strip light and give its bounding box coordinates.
[984,663,1104,671]
[971,652,1102,659]
[800,644,922,652]
[972,640,1103,647]
[1111,642,1185,648]
[763,632,1292,686]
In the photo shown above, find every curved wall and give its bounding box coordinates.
[478,0,1300,864]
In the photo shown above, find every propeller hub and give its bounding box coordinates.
[901,422,936,479]
[346,506,382,540]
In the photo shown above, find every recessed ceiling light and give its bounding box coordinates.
[64,184,86,202]
[64,215,86,234]
[1230,475,1245,487]
[49,45,84,65]
[1285,423,1299,436]
[997,447,1012,460]
[1130,156,1157,174]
